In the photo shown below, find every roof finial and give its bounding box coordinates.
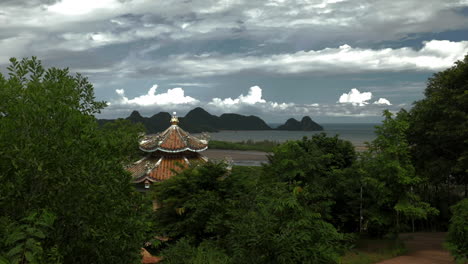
[171,111,179,125]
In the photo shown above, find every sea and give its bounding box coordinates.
[201,123,378,147]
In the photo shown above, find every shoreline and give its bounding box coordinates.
[204,145,368,166]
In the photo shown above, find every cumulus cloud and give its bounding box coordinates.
[373,98,392,105]
[208,86,294,113]
[113,84,199,106]
[338,88,392,107]
[102,84,399,120]
[210,86,266,106]
[338,88,372,106]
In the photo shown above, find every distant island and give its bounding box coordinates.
[98,107,323,133]
[277,116,323,131]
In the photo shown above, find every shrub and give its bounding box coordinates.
[446,198,468,263]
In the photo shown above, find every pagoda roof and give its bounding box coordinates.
[128,154,207,183]
[139,124,208,153]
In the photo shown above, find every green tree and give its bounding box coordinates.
[152,162,238,241]
[264,134,359,231]
[361,110,438,236]
[0,57,152,263]
[0,210,60,264]
[100,119,146,163]
[408,54,468,229]
[152,162,345,264]
[225,181,344,264]
[445,198,468,263]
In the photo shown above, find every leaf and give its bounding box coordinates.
[24,252,35,263]
[5,231,26,245]
[29,229,45,239]
[0,256,11,264]
[6,244,23,258]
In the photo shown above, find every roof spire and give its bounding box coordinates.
[170,111,179,125]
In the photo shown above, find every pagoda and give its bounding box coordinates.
[127,112,209,190]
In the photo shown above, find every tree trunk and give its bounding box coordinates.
[396,210,400,233]
[447,174,451,205]
[359,185,363,233]
[465,182,467,198]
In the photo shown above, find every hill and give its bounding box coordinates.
[277,116,323,131]
[98,108,322,133]
[98,107,272,133]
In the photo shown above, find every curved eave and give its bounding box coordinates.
[134,175,159,183]
[139,146,208,153]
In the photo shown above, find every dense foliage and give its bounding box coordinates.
[360,110,438,236]
[408,54,468,229]
[264,133,359,231]
[409,55,467,185]
[446,199,468,263]
[152,163,346,263]
[152,135,357,263]
[0,58,152,264]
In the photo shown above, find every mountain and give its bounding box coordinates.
[98,107,273,133]
[219,113,271,130]
[147,112,171,132]
[179,107,221,132]
[98,108,322,133]
[277,116,323,131]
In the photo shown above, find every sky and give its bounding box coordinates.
[1,0,468,123]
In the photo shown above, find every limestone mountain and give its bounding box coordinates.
[277,116,323,131]
[99,107,273,133]
[99,108,322,133]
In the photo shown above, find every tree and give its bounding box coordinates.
[409,54,468,195]
[152,162,345,264]
[224,180,344,264]
[100,119,146,164]
[0,57,152,263]
[152,162,240,241]
[264,134,360,231]
[445,198,468,263]
[361,110,438,236]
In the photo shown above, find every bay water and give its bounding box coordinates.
[201,123,378,147]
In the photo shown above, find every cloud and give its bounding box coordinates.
[153,40,468,78]
[338,88,372,106]
[338,88,392,106]
[101,84,400,121]
[373,98,392,105]
[47,0,120,16]
[204,85,395,119]
[1,0,467,65]
[208,86,294,112]
[113,84,199,106]
[168,82,214,87]
[210,86,266,106]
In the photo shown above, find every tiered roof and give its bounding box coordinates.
[139,125,208,153]
[127,113,208,185]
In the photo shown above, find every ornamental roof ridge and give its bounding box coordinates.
[139,117,208,153]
